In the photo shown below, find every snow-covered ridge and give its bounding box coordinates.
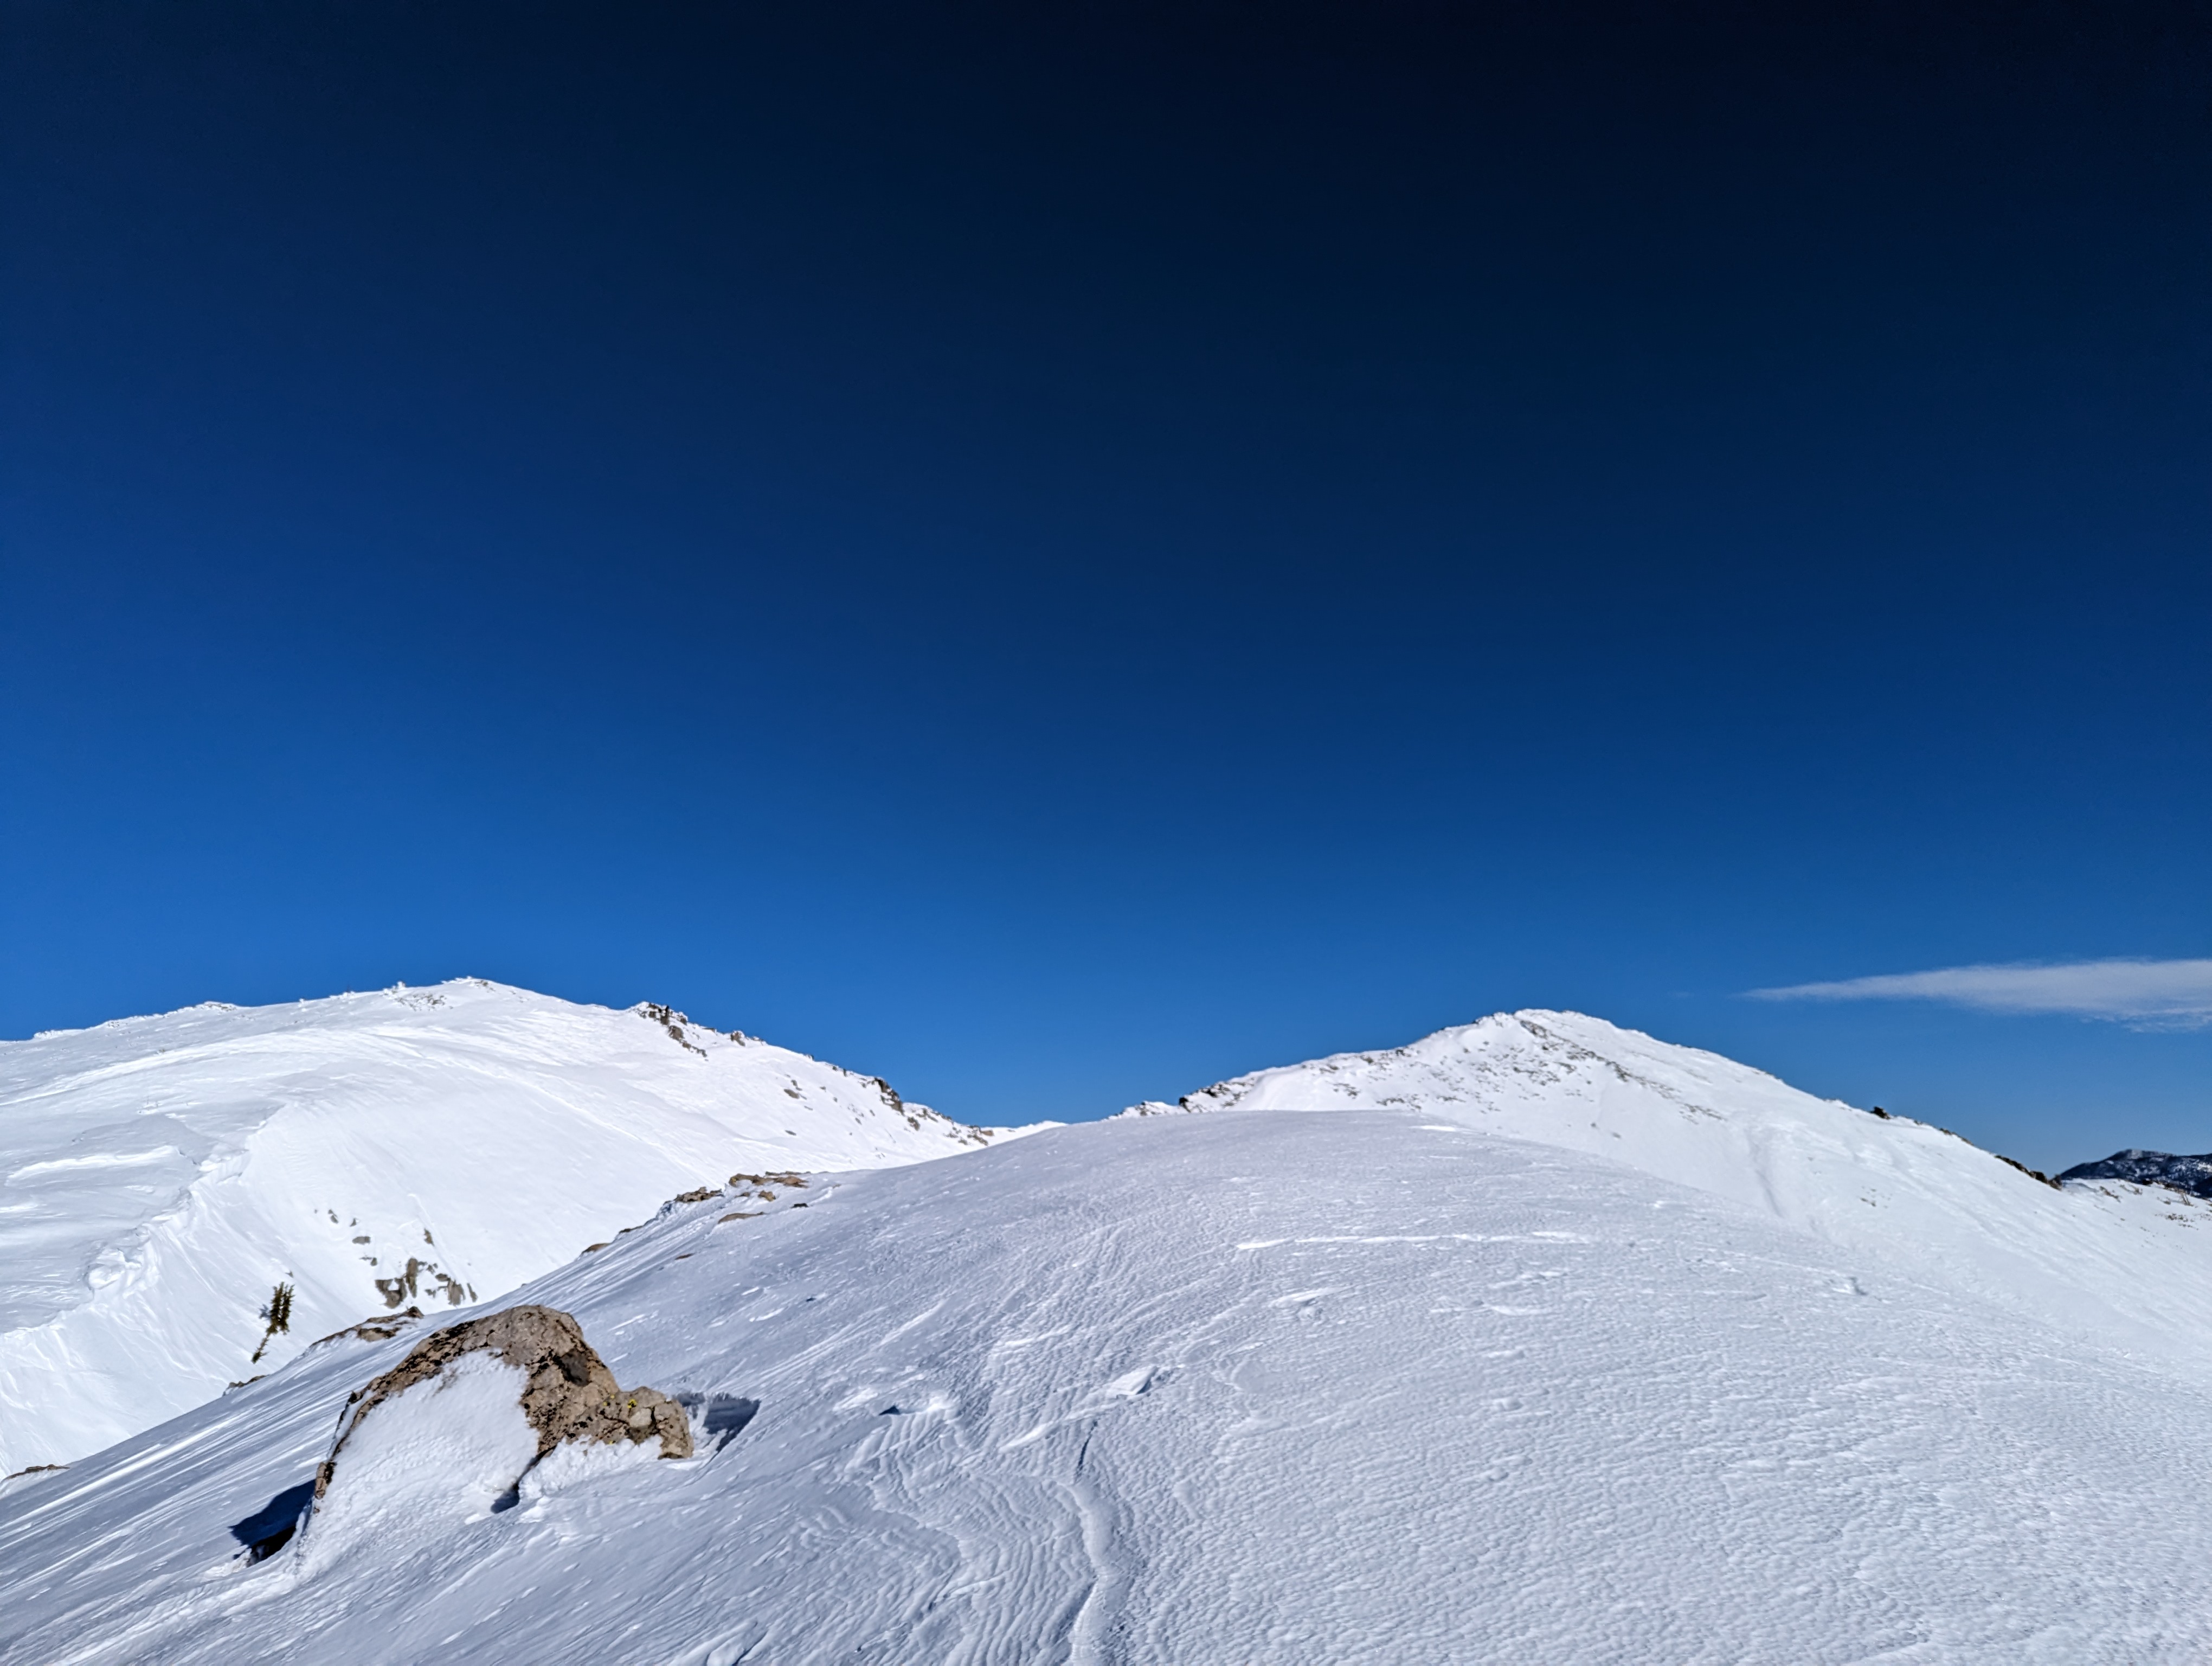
[1127,1008,2212,1373]
[10,1108,2212,1663]
[0,978,1024,1473]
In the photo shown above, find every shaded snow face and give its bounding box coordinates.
[11,1111,2212,1664]
[298,1353,539,1573]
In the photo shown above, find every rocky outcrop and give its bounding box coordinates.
[314,1304,691,1501]
[308,1306,427,1349]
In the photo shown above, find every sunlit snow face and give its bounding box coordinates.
[297,1353,538,1572]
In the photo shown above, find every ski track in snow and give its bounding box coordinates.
[7,1108,2212,1664]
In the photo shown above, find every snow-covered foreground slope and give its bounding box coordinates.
[1131,1009,2212,1375]
[7,1109,2212,1663]
[0,979,1015,1473]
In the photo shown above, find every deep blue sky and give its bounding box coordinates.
[5,2,2211,1167]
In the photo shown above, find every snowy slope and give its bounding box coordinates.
[0,979,1017,1473]
[8,1108,2212,1664]
[1128,1009,2212,1374]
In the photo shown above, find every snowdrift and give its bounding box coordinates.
[0,979,1015,1472]
[7,1106,2212,1663]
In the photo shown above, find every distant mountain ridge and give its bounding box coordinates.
[2060,1149,2212,1199]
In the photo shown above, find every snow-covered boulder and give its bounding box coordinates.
[318,1303,693,1497]
[298,1305,688,1569]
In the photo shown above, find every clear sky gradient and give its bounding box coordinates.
[5,3,2210,1169]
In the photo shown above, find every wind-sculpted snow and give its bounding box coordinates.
[0,979,1020,1472]
[7,1112,2212,1663]
[1128,1009,2212,1375]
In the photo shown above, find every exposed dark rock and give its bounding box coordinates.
[638,1001,706,1056]
[313,1303,691,1502]
[309,1307,427,1350]
[1994,1152,2059,1188]
[371,1254,473,1310]
[2058,1149,2212,1199]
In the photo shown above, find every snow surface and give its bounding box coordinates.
[10,1050,2212,1660]
[0,979,1021,1472]
[295,1351,541,1575]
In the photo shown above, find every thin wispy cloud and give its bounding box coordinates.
[1749,958,2212,1030]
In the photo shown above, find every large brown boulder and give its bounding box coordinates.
[314,1303,691,1501]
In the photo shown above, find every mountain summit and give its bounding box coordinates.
[1128,1009,2212,1372]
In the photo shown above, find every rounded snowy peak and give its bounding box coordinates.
[1126,1007,2212,1379]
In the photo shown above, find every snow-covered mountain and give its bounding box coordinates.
[9,1005,2212,1662]
[1129,1009,2212,1375]
[0,979,1021,1473]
